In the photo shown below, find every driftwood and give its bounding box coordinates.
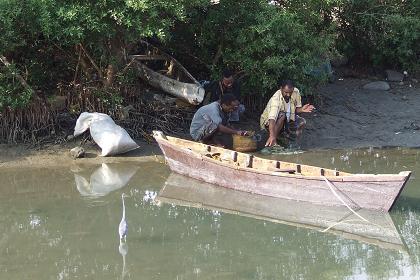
[129,40,205,105]
[132,60,205,105]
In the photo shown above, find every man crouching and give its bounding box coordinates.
[190,94,249,147]
[260,80,315,147]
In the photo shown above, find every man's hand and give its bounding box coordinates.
[301,104,315,113]
[236,130,250,136]
[265,135,277,147]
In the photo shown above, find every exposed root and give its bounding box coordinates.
[0,84,195,145]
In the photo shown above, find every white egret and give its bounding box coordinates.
[119,193,128,242]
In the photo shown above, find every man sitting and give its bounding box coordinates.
[204,68,245,122]
[190,94,248,146]
[260,80,315,147]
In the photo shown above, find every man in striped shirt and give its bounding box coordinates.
[260,80,315,147]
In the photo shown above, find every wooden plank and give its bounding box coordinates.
[131,55,168,61]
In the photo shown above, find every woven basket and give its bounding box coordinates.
[232,134,257,152]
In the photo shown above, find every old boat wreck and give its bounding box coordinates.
[153,131,411,212]
[158,173,406,251]
[129,40,205,105]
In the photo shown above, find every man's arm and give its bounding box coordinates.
[218,124,246,135]
[268,119,277,137]
[265,119,278,147]
[296,104,315,113]
[294,89,314,113]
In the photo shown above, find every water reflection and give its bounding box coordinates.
[0,151,419,279]
[73,163,138,196]
[118,241,128,279]
[158,173,406,251]
[118,194,129,280]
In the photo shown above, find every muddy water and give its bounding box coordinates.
[0,148,419,279]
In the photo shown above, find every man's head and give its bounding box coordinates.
[278,80,294,103]
[221,68,234,89]
[220,93,239,113]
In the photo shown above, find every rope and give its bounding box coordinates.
[321,176,369,222]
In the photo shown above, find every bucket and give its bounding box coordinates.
[232,134,257,152]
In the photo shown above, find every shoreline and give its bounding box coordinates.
[1,78,419,169]
[0,139,164,169]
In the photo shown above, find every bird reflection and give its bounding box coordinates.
[119,241,128,279]
[119,193,128,242]
[118,193,129,279]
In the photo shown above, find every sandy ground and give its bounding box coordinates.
[0,78,419,168]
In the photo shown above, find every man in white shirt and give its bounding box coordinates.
[260,80,315,147]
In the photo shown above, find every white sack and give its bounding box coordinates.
[73,112,111,135]
[74,112,139,156]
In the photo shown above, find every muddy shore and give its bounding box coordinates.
[301,78,420,149]
[1,78,419,168]
[0,140,163,169]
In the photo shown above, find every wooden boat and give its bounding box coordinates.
[129,40,205,105]
[152,131,411,212]
[158,173,406,251]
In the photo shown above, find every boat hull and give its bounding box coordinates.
[154,134,411,212]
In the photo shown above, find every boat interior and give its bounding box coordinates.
[165,135,351,177]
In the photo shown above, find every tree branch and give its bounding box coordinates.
[78,43,103,80]
[0,55,34,93]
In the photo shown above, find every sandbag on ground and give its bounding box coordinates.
[74,112,139,156]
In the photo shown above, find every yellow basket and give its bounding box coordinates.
[232,134,257,152]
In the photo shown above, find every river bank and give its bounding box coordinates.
[0,139,163,169]
[1,78,419,168]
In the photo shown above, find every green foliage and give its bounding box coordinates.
[336,0,420,71]
[229,8,333,94]
[0,0,208,52]
[169,1,333,96]
[0,0,419,111]
[93,88,124,107]
[0,65,32,110]
[0,0,21,52]
[0,0,207,109]
[373,14,420,72]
